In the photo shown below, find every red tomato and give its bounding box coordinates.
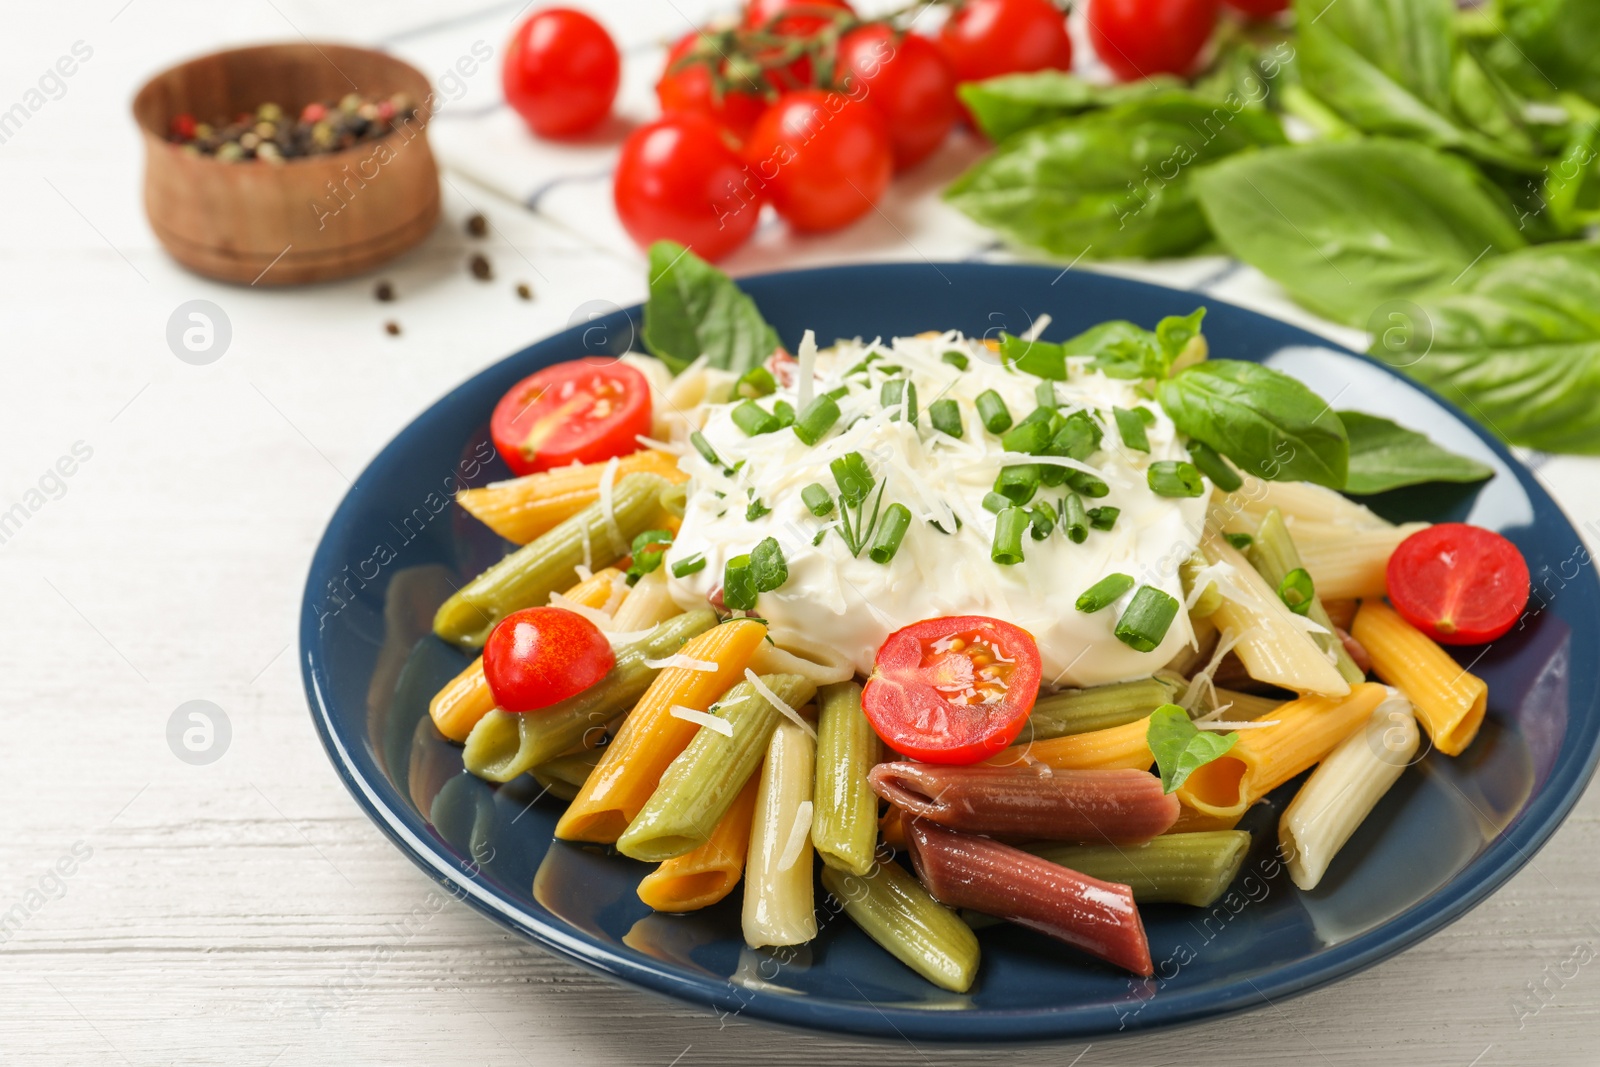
[744,90,893,232]
[1386,524,1531,645]
[1085,0,1221,81]
[615,115,762,261]
[503,8,620,138]
[837,27,959,170]
[483,607,615,712]
[862,616,1043,764]
[657,31,771,143]
[743,0,855,91]
[489,362,651,475]
[936,0,1073,84]
[1223,0,1287,15]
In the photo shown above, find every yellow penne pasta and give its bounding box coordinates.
[1294,523,1430,601]
[609,565,678,632]
[637,772,760,912]
[1178,683,1387,820]
[556,619,768,843]
[1351,601,1487,757]
[1165,802,1246,834]
[1211,688,1286,721]
[1218,475,1392,530]
[1201,533,1351,698]
[456,450,686,544]
[987,715,1154,771]
[428,568,623,742]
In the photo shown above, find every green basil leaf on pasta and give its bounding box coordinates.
[1147,704,1237,795]
[1339,411,1494,494]
[642,241,780,376]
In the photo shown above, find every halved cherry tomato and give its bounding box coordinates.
[489,362,651,475]
[837,26,959,170]
[936,0,1073,85]
[743,89,893,232]
[484,607,615,712]
[657,31,771,144]
[1085,0,1220,81]
[862,615,1042,764]
[503,8,620,138]
[1386,524,1530,645]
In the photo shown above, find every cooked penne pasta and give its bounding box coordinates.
[1280,690,1420,890]
[1219,475,1392,530]
[1177,683,1387,820]
[530,748,604,803]
[748,636,856,686]
[1024,678,1178,741]
[1352,601,1487,757]
[1165,803,1247,834]
[456,450,687,544]
[1030,831,1252,907]
[1200,532,1351,697]
[743,718,819,948]
[989,715,1155,771]
[810,682,881,875]
[1248,509,1364,684]
[637,773,760,912]
[1294,522,1431,601]
[1209,687,1286,721]
[819,861,979,994]
[609,566,678,632]
[557,619,770,843]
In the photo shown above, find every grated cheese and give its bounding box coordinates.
[777,800,814,871]
[670,704,733,737]
[645,654,720,672]
[548,593,614,630]
[796,329,818,411]
[744,669,816,740]
[597,456,623,553]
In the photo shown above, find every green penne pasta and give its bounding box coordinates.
[1028,831,1252,908]
[1248,509,1365,685]
[1024,677,1178,741]
[434,472,669,648]
[820,861,980,994]
[462,610,717,783]
[530,749,605,802]
[616,674,817,863]
[810,682,881,876]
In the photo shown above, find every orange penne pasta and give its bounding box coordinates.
[1178,683,1387,820]
[1165,802,1246,834]
[1352,600,1488,756]
[457,451,687,544]
[987,715,1155,771]
[636,773,760,912]
[428,568,623,742]
[555,619,768,843]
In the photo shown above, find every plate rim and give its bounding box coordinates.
[301,260,1600,1042]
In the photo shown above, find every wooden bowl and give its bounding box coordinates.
[132,43,441,286]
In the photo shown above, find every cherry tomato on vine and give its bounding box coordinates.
[936,0,1073,84]
[837,26,959,170]
[743,0,856,90]
[744,89,893,232]
[615,115,761,261]
[503,8,620,138]
[861,616,1043,764]
[657,31,771,143]
[484,607,615,712]
[1223,0,1288,16]
[1085,0,1221,81]
[1385,524,1530,645]
[489,362,652,475]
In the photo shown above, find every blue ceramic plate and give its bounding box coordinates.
[302,263,1599,1042]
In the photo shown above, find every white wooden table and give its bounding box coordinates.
[3,2,1597,1064]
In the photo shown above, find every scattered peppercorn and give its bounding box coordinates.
[515,283,532,301]
[166,92,418,162]
[375,280,395,302]
[466,213,488,238]
[469,253,493,281]
[384,321,401,336]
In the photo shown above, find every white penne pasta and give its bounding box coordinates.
[1280,690,1420,890]
[1200,532,1351,697]
[609,566,678,632]
[1294,522,1431,601]
[743,719,818,949]
[1217,476,1392,530]
[749,632,856,686]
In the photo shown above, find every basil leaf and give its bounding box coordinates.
[641,241,780,376]
[1147,704,1237,794]
[1339,411,1494,494]
[944,94,1288,260]
[1499,0,1600,101]
[1193,139,1527,327]
[999,310,1206,382]
[1385,242,1600,454]
[1157,360,1349,487]
[957,71,1185,141]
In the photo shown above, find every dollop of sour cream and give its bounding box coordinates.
[663,332,1210,687]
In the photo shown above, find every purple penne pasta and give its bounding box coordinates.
[905,819,1153,977]
[868,762,1178,842]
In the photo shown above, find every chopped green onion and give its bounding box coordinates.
[982,491,1011,514]
[772,399,795,428]
[1050,412,1102,461]
[976,390,1012,434]
[793,394,841,445]
[1148,461,1205,498]
[824,385,851,401]
[690,431,722,468]
[994,464,1041,506]
[930,514,962,535]
[941,350,970,371]
[992,507,1029,565]
[671,552,706,578]
[1088,506,1120,531]
[751,536,788,592]
[844,353,880,377]
[881,379,918,426]
[732,399,779,436]
[1225,531,1253,550]
[929,398,963,439]
[737,366,776,398]
[1069,471,1110,498]
[1062,493,1088,543]
[1113,407,1150,452]
[812,528,828,546]
[1188,441,1243,492]
[746,496,771,520]
[831,451,875,507]
[626,528,675,584]
[723,554,757,612]
[1114,586,1180,652]
[1000,420,1052,455]
[1278,567,1315,615]
[1076,573,1134,613]
[632,529,673,555]
[1035,381,1057,410]
[868,504,912,563]
[1028,500,1056,540]
[802,483,835,517]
